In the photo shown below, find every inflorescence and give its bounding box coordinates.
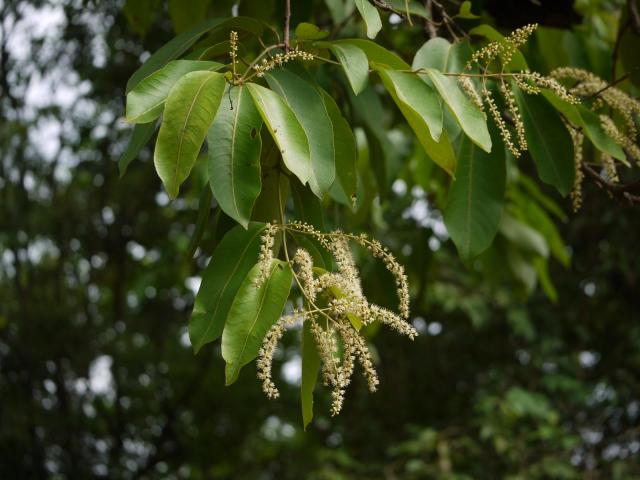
[255,221,416,416]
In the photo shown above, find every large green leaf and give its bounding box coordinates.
[301,320,321,429]
[126,17,224,93]
[154,71,225,198]
[542,90,626,163]
[329,43,369,95]
[513,88,575,196]
[412,37,471,72]
[222,259,293,385]
[265,70,335,196]
[189,222,266,353]
[426,68,492,153]
[246,83,312,186]
[208,85,263,228]
[378,68,443,141]
[320,89,357,207]
[118,121,156,177]
[126,60,223,124]
[378,68,457,175]
[444,127,506,260]
[354,0,382,39]
[335,39,410,70]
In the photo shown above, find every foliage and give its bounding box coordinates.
[1,0,639,478]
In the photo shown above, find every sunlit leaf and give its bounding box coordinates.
[246,83,313,186]
[354,0,382,39]
[126,60,223,124]
[208,85,263,228]
[154,71,225,198]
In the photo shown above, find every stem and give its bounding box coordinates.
[284,0,291,52]
[239,43,284,83]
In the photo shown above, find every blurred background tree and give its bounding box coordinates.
[0,0,639,479]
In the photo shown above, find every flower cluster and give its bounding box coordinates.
[229,30,238,77]
[466,23,538,70]
[252,48,315,77]
[254,222,416,416]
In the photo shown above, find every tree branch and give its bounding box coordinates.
[582,163,640,206]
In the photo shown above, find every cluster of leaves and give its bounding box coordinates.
[119,0,640,425]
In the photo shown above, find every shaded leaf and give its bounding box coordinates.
[154,71,225,198]
[208,85,262,228]
[118,121,156,177]
[246,83,312,186]
[168,0,212,33]
[301,319,321,429]
[500,213,549,258]
[444,126,506,259]
[222,260,293,385]
[513,87,575,196]
[320,89,357,207]
[295,22,329,40]
[189,222,266,353]
[186,186,213,259]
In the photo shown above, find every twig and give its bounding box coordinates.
[582,163,640,206]
[629,0,640,35]
[284,0,291,52]
[585,73,629,100]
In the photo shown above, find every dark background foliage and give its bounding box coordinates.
[0,0,639,478]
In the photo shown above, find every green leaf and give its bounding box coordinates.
[412,38,471,73]
[154,71,225,198]
[444,127,506,259]
[378,68,443,141]
[426,68,492,153]
[499,213,549,258]
[186,186,213,259]
[118,121,156,177]
[542,90,626,164]
[456,1,480,19]
[335,39,410,70]
[512,88,575,196]
[222,260,293,385]
[295,22,329,40]
[208,85,263,228]
[301,320,321,429]
[246,83,313,186]
[168,0,211,33]
[385,0,429,18]
[354,0,382,39]
[378,68,457,175]
[320,90,357,207]
[265,70,335,196]
[126,17,225,93]
[329,43,369,95]
[126,60,223,124]
[189,222,266,352]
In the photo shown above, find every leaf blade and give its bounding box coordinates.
[354,0,382,39]
[246,83,313,186]
[154,70,226,198]
[222,260,293,385]
[329,43,369,95]
[208,85,263,227]
[189,222,267,353]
